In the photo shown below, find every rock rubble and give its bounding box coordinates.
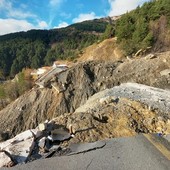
[0,120,73,168]
[0,52,170,138]
[1,83,170,167]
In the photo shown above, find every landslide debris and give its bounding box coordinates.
[53,83,170,145]
[1,83,170,167]
[77,38,124,62]
[0,51,170,139]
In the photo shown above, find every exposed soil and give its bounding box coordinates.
[0,51,170,139]
[78,38,124,62]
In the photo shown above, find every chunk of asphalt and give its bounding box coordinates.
[67,141,106,155]
[48,128,71,142]
[41,150,56,159]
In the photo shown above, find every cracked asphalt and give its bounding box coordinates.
[2,134,170,170]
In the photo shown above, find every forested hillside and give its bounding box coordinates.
[0,19,108,77]
[1,0,170,78]
[115,0,170,56]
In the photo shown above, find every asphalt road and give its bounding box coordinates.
[2,134,170,170]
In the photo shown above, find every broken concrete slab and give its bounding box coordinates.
[12,130,34,143]
[38,137,46,149]
[0,121,73,167]
[30,129,43,139]
[44,138,51,151]
[35,66,67,88]
[48,145,60,152]
[0,130,35,164]
[68,140,106,155]
[0,151,15,168]
[6,137,35,164]
[0,130,34,150]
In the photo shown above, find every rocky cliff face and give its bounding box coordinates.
[0,51,170,139]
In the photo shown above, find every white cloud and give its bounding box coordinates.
[0,0,11,10]
[0,19,49,35]
[0,0,36,19]
[73,12,101,23]
[0,0,49,35]
[49,0,66,27]
[50,0,63,6]
[60,12,72,19]
[108,0,149,16]
[55,22,69,28]
[38,21,49,29]
[0,19,34,35]
[7,10,36,19]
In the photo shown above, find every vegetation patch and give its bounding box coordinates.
[115,0,170,56]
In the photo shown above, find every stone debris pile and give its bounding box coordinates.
[0,120,74,168]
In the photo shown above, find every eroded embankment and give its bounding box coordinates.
[0,52,170,139]
[53,83,170,145]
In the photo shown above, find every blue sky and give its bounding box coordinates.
[0,0,150,35]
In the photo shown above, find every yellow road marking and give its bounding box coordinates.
[143,134,170,160]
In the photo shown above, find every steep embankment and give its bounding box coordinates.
[53,83,170,144]
[0,51,170,138]
[78,38,124,62]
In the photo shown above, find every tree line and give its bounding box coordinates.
[1,0,169,79]
[114,0,170,56]
[0,20,108,78]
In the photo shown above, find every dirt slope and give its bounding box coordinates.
[0,51,170,139]
[78,38,124,62]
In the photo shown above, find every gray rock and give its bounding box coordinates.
[76,83,170,116]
